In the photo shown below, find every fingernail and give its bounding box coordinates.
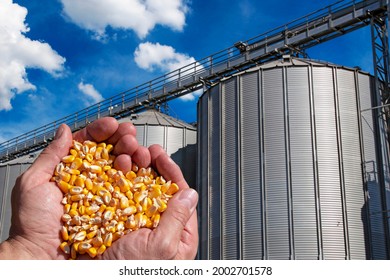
[54,125,64,140]
[176,188,198,213]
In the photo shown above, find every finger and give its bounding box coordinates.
[107,122,137,144]
[132,146,151,168]
[73,117,119,143]
[150,188,198,258]
[113,154,132,174]
[22,124,73,188]
[149,144,189,189]
[112,134,139,156]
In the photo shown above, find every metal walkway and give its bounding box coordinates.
[0,0,389,163]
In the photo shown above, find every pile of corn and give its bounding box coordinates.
[52,140,179,259]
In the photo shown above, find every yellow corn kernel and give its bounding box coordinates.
[152,213,161,228]
[69,149,78,157]
[149,185,162,198]
[87,230,97,240]
[145,205,158,218]
[87,247,97,258]
[67,168,80,175]
[74,176,85,188]
[102,192,111,205]
[145,218,153,229]
[92,236,103,248]
[161,181,171,194]
[166,183,179,195]
[118,177,130,193]
[97,244,106,255]
[85,205,99,215]
[78,242,92,254]
[103,209,114,221]
[58,180,70,194]
[98,204,106,214]
[85,177,93,190]
[62,155,75,164]
[68,209,78,217]
[90,165,102,174]
[141,197,152,212]
[120,196,129,209]
[71,194,84,202]
[70,243,77,259]
[125,171,137,181]
[74,231,87,242]
[61,226,69,241]
[156,198,167,213]
[69,174,77,185]
[69,186,83,195]
[106,144,113,153]
[104,232,113,247]
[85,153,93,162]
[156,176,166,185]
[78,205,86,215]
[64,203,71,213]
[59,172,71,183]
[60,242,70,255]
[122,205,137,216]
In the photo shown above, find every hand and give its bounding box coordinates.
[0,117,198,260]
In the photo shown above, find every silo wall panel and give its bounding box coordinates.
[197,94,209,260]
[145,126,165,149]
[221,77,240,260]
[263,68,290,260]
[312,67,345,259]
[209,85,222,260]
[287,66,319,260]
[240,71,263,260]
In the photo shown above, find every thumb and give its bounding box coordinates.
[150,188,198,258]
[24,124,73,186]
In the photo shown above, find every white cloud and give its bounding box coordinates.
[0,0,65,111]
[134,42,203,101]
[60,0,188,39]
[134,42,196,72]
[78,81,104,105]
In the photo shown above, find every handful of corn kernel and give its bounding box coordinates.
[52,140,179,259]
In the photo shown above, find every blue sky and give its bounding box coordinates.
[0,0,374,144]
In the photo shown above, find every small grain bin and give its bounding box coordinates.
[197,56,390,260]
[0,153,39,242]
[118,109,197,188]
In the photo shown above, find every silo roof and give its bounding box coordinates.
[120,109,196,130]
[230,56,369,76]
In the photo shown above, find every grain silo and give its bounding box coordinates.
[0,152,39,242]
[197,56,390,260]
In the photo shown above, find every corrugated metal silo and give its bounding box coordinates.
[0,153,38,242]
[197,56,390,260]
